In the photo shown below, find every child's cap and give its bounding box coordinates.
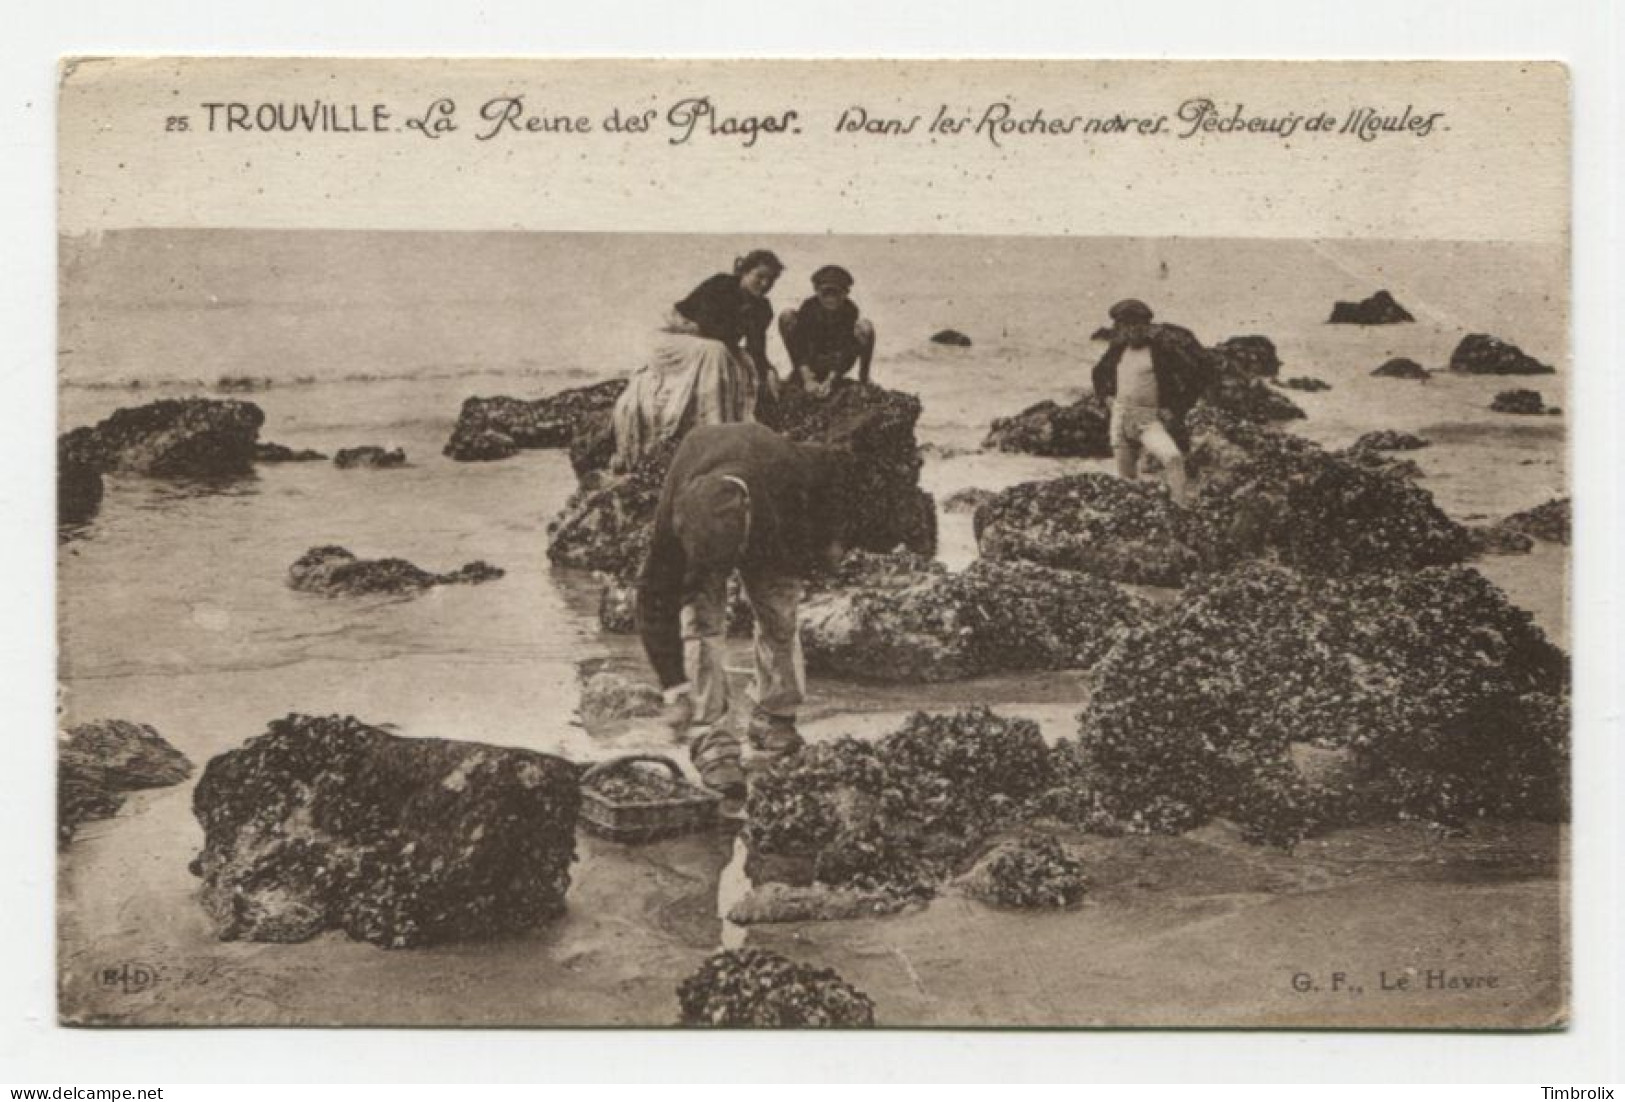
[811,265,855,291]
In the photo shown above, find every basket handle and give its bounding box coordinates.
[580,753,686,786]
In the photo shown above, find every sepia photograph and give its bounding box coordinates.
[52,58,1576,1033]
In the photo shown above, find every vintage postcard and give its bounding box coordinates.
[56,59,1570,1029]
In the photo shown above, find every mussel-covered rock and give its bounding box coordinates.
[745,708,1055,901]
[59,398,264,479]
[1186,407,1470,575]
[1372,357,1430,380]
[983,394,1111,458]
[333,446,406,469]
[255,442,328,463]
[929,329,972,347]
[190,714,579,947]
[1450,334,1555,375]
[800,557,1146,681]
[1501,497,1570,545]
[958,834,1088,909]
[1490,388,1554,415]
[551,383,937,578]
[57,442,103,528]
[974,473,1205,587]
[1079,562,1570,843]
[1209,335,1281,379]
[288,546,503,596]
[58,720,194,845]
[1328,289,1414,325]
[1350,430,1430,453]
[444,380,626,462]
[676,949,876,1027]
[1465,524,1535,556]
[1205,375,1306,423]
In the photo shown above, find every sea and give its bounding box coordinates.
[57,230,1570,770]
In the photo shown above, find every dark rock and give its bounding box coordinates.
[1450,334,1555,375]
[1490,388,1550,415]
[1465,524,1535,556]
[765,383,938,559]
[1350,431,1430,452]
[58,720,194,845]
[745,708,1054,902]
[1079,563,1569,842]
[547,437,679,578]
[801,557,1147,682]
[190,714,579,947]
[333,446,406,469]
[552,383,937,579]
[1186,407,1470,576]
[1328,289,1414,325]
[942,487,997,514]
[959,834,1088,909]
[288,546,503,597]
[1205,375,1306,423]
[1275,376,1330,393]
[444,380,626,462]
[676,949,876,1027]
[983,394,1111,458]
[255,442,328,463]
[566,410,619,479]
[975,473,1205,587]
[1501,497,1570,545]
[59,398,264,479]
[1372,357,1430,380]
[57,442,103,528]
[216,375,274,393]
[1209,335,1281,379]
[930,329,972,347]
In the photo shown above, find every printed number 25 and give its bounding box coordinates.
[166,116,189,132]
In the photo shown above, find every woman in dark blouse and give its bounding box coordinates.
[612,249,786,469]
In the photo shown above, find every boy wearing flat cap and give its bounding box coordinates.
[636,422,848,795]
[778,265,877,395]
[1091,298,1214,506]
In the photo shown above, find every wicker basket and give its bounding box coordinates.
[579,754,723,843]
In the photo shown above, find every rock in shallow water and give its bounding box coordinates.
[1490,388,1555,415]
[1500,497,1570,545]
[974,473,1205,586]
[1080,562,1570,843]
[1450,333,1555,375]
[254,442,328,463]
[1328,289,1414,325]
[444,380,626,462]
[333,446,406,469]
[190,714,579,947]
[58,720,194,845]
[983,394,1111,458]
[288,546,503,596]
[57,443,103,528]
[800,556,1147,682]
[957,833,1088,909]
[549,383,937,578]
[1372,357,1430,380]
[676,948,876,1027]
[59,398,264,479]
[929,329,972,347]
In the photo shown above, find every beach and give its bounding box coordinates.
[57,230,1569,1027]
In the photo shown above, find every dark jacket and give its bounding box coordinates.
[637,423,843,689]
[1090,322,1215,449]
[674,273,775,373]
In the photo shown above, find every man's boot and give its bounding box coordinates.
[688,726,746,798]
[746,710,805,758]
